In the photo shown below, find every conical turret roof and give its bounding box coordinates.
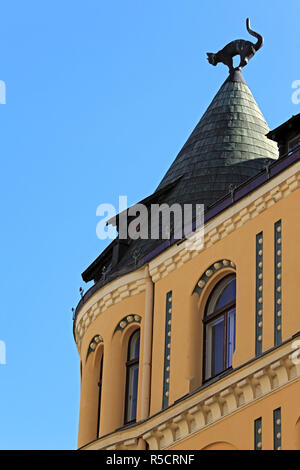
[81,70,279,285]
[156,71,278,209]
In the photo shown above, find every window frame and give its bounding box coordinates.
[96,353,103,437]
[124,329,140,425]
[203,275,236,382]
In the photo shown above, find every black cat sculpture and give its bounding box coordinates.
[207,18,263,73]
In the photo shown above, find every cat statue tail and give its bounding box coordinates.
[246,18,264,51]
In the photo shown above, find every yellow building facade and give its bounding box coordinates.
[73,66,300,450]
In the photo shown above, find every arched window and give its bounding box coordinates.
[124,330,140,424]
[204,274,236,381]
[96,354,103,437]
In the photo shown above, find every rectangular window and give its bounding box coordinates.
[226,308,236,368]
[124,330,140,424]
[126,364,139,422]
[207,316,225,378]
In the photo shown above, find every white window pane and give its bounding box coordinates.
[226,308,236,368]
[205,316,225,379]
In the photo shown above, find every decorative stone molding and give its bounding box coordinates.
[193,259,236,297]
[106,437,138,451]
[274,220,282,346]
[162,292,172,409]
[113,314,142,335]
[75,275,146,351]
[254,417,262,450]
[148,166,300,283]
[86,334,103,360]
[81,340,300,450]
[142,354,297,449]
[255,232,263,356]
[273,407,282,450]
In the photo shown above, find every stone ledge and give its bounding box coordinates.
[75,277,146,351]
[81,340,300,450]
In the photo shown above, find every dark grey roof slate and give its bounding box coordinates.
[156,71,278,208]
[82,70,279,284]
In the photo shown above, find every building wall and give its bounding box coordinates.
[170,383,300,450]
[78,291,146,446]
[150,188,300,415]
[75,163,300,450]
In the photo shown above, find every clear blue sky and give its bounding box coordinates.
[0,0,298,450]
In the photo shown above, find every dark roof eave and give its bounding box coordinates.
[81,238,117,283]
[81,177,183,283]
[106,177,182,227]
[267,113,300,141]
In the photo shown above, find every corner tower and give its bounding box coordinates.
[74,19,300,451]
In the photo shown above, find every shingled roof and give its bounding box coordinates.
[156,70,278,208]
[81,70,279,285]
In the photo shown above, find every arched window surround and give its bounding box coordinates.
[193,260,236,299]
[189,260,237,389]
[85,334,103,362]
[193,263,236,318]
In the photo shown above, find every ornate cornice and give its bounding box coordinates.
[74,269,147,351]
[148,165,300,283]
[86,334,103,360]
[113,314,142,336]
[193,259,236,297]
[81,338,300,450]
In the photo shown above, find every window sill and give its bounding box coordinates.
[202,367,233,386]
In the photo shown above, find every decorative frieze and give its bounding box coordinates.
[86,334,103,360]
[113,314,141,335]
[256,232,263,356]
[75,278,146,350]
[273,407,282,450]
[162,292,172,410]
[143,355,296,450]
[254,417,262,450]
[84,342,300,450]
[274,220,282,346]
[193,259,236,297]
